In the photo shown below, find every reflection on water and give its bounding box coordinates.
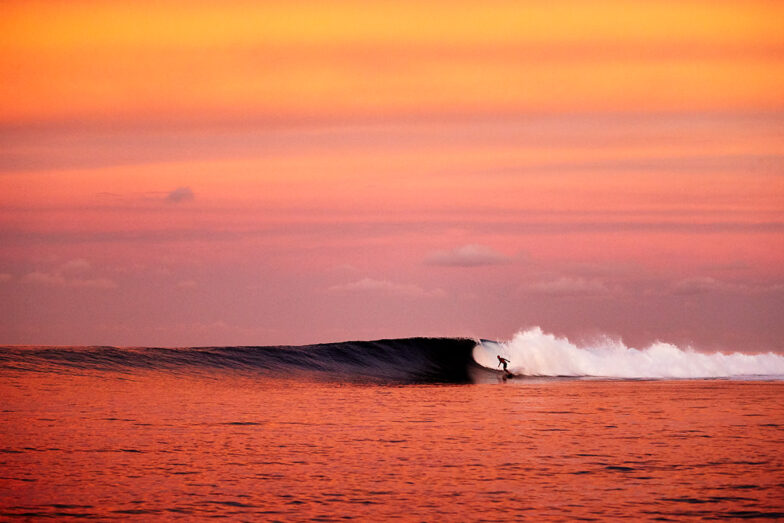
[1,371,782,520]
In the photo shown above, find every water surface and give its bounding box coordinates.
[2,364,782,520]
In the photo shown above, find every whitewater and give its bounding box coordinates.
[475,327,784,379]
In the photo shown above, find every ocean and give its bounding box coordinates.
[1,334,783,520]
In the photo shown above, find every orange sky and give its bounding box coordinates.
[1,1,783,349]
[2,0,784,125]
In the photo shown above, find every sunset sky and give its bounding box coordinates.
[1,0,783,350]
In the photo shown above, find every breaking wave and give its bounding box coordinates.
[474,327,784,379]
[2,328,783,382]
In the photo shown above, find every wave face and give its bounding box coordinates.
[0,338,480,383]
[474,327,784,379]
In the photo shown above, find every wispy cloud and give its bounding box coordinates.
[22,271,117,289]
[21,259,117,290]
[329,278,445,298]
[669,276,783,296]
[425,244,509,267]
[60,258,92,273]
[176,279,198,289]
[523,277,614,297]
[166,186,195,203]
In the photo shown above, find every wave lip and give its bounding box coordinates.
[474,327,784,379]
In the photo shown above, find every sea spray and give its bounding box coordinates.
[474,327,784,378]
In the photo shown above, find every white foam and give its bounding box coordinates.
[474,327,784,379]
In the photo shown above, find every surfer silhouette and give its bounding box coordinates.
[497,355,510,373]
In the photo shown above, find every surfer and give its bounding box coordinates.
[497,355,510,373]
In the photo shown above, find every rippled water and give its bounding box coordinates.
[1,370,782,520]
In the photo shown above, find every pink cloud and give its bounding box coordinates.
[425,244,509,267]
[329,278,445,298]
[60,258,92,273]
[20,259,117,289]
[523,277,613,297]
[176,279,198,289]
[670,276,783,295]
[166,186,195,203]
[22,271,117,289]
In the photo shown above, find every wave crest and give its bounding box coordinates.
[474,327,784,379]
